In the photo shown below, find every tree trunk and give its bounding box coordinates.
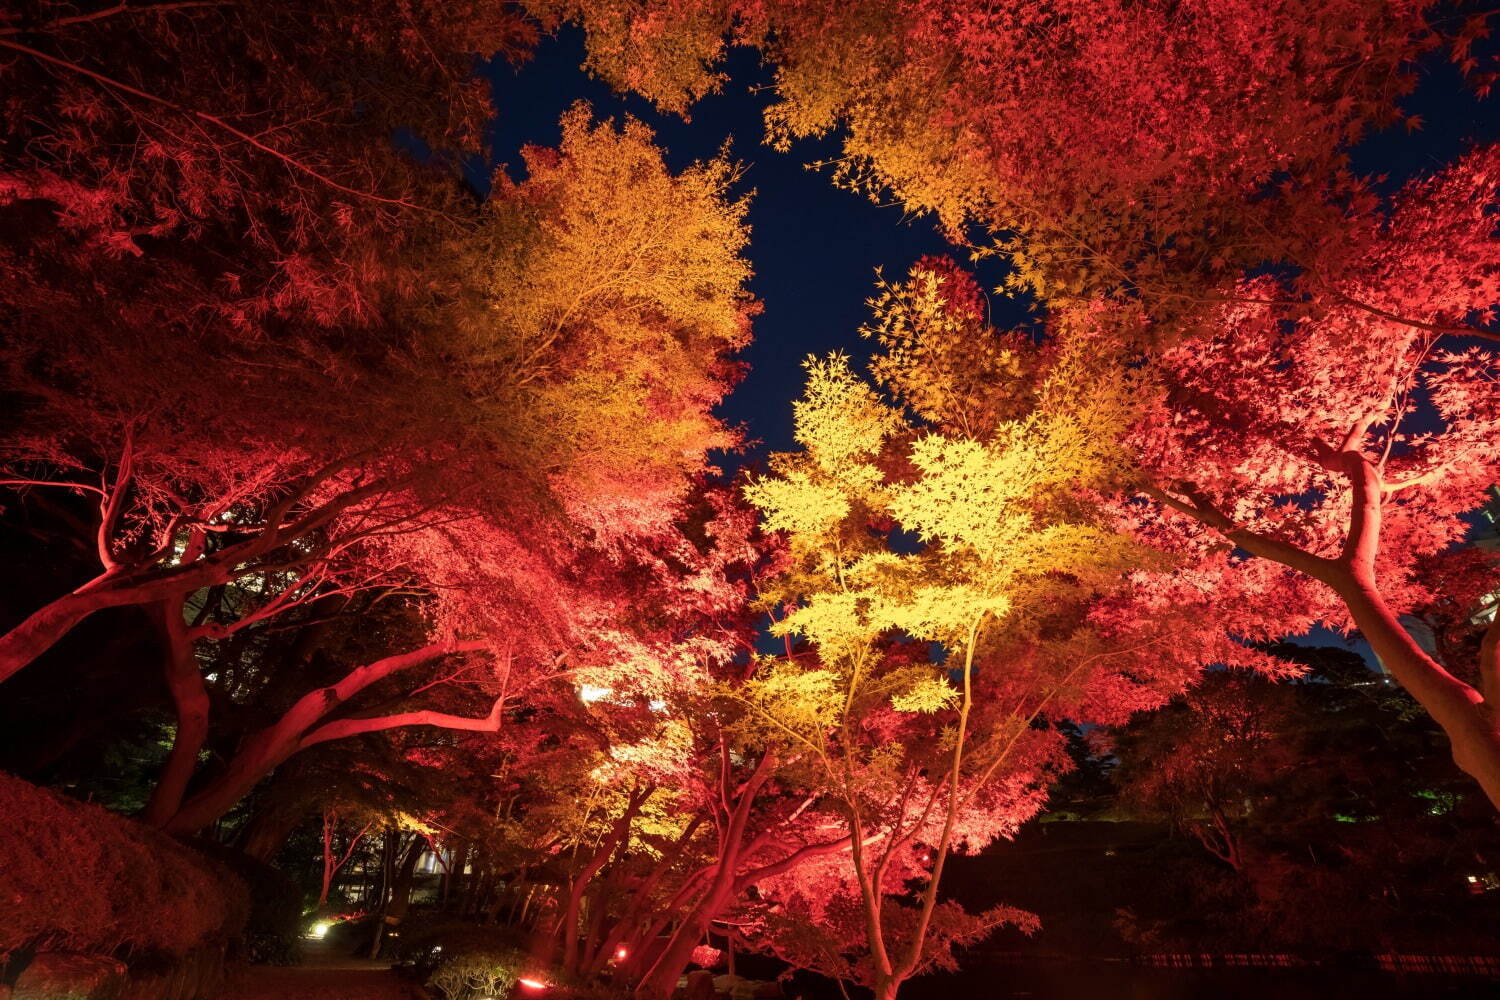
[161,729,292,834]
[160,641,494,833]
[1328,568,1500,808]
[635,908,717,1000]
[141,596,210,827]
[236,763,313,861]
[370,836,422,958]
[549,788,649,976]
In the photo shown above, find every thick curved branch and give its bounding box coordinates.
[1481,613,1500,707]
[298,695,505,750]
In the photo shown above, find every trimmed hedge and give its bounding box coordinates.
[0,771,249,961]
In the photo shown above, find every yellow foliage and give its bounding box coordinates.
[735,657,843,747]
[792,354,901,473]
[862,265,1031,436]
[889,673,959,714]
[444,102,754,530]
[745,279,1147,712]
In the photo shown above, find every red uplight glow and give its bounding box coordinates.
[616,946,628,959]
[518,979,549,990]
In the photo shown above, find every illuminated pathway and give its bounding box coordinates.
[224,938,417,1000]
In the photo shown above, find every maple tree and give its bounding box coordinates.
[1106,645,1497,952]
[488,494,876,999]
[2,79,755,833]
[5,1,1500,993]
[1118,146,1500,807]
[536,0,1497,341]
[730,262,1294,999]
[542,0,1500,807]
[1113,672,1303,871]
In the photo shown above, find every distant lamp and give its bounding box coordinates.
[579,684,612,704]
[308,921,331,940]
[615,946,628,960]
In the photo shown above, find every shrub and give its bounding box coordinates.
[427,945,528,1000]
[394,918,525,970]
[200,847,302,964]
[0,771,249,962]
[323,913,378,956]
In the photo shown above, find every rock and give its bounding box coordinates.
[14,953,126,1000]
[683,969,716,1000]
[712,974,781,999]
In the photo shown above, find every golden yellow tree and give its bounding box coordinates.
[741,268,1149,999]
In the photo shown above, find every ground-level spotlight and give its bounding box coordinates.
[307,921,330,940]
[518,978,549,991]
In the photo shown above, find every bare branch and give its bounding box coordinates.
[0,38,438,213]
[0,3,236,36]
[297,696,506,750]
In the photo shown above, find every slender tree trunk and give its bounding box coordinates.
[370,836,421,958]
[320,811,338,909]
[506,866,531,924]
[447,845,470,912]
[583,814,705,978]
[635,897,724,1000]
[634,765,767,1000]
[552,790,648,976]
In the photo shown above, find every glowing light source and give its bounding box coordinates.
[518,978,549,990]
[579,683,612,704]
[308,921,330,940]
[615,946,628,960]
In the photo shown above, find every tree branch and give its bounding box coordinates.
[298,695,506,750]
[1141,482,1337,580]
[0,2,236,35]
[0,37,437,213]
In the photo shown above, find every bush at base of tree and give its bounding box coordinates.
[196,846,304,965]
[0,771,248,962]
[423,935,531,1000]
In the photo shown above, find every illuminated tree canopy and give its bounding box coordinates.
[0,2,1496,998]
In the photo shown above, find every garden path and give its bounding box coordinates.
[223,937,418,1000]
